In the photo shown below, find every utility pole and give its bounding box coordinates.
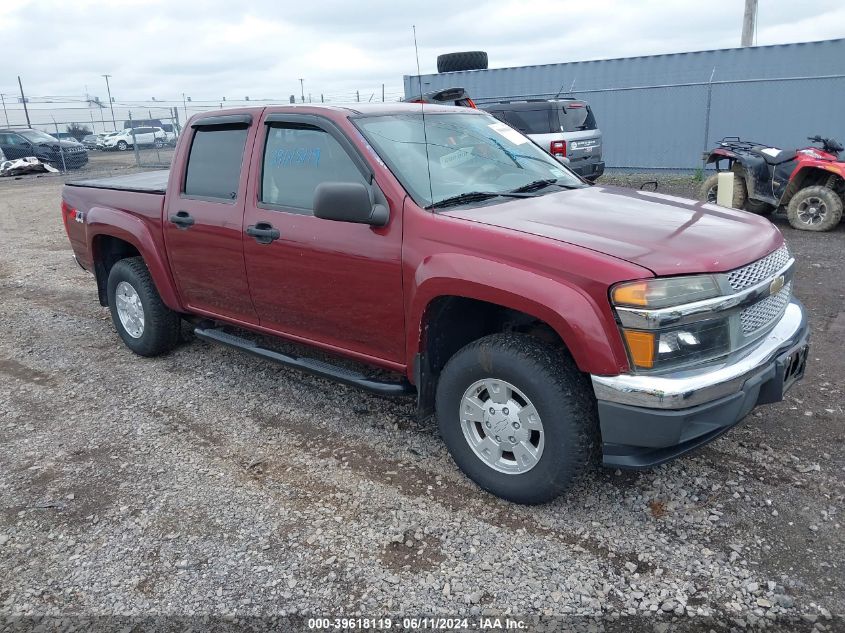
[0,94,8,126]
[741,0,758,47]
[299,78,305,103]
[182,93,188,119]
[17,77,31,127]
[382,83,385,102]
[102,74,117,129]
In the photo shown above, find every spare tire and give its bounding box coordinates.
[437,51,488,73]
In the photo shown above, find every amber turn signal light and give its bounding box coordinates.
[622,330,655,369]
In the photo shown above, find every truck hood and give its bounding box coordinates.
[443,184,784,276]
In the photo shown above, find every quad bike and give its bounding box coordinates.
[700,136,845,231]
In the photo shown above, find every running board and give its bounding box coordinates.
[194,327,414,397]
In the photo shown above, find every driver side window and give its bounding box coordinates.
[4,134,28,146]
[261,124,366,213]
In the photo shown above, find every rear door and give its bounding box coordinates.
[556,102,602,167]
[242,112,405,364]
[163,113,259,324]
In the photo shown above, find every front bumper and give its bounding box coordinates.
[592,299,809,468]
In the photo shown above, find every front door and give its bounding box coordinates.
[163,113,259,324]
[242,113,405,364]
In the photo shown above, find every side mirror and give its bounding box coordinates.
[313,182,389,227]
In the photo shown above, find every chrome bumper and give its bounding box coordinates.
[591,299,808,410]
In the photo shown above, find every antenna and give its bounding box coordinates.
[413,25,435,206]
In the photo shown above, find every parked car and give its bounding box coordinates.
[482,99,604,181]
[61,104,808,504]
[701,135,845,232]
[82,134,100,150]
[96,131,120,149]
[0,128,88,169]
[102,127,166,151]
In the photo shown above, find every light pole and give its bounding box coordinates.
[102,74,117,129]
[299,78,305,103]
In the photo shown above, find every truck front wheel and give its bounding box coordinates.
[107,257,181,357]
[435,333,597,504]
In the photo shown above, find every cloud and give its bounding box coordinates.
[0,0,841,105]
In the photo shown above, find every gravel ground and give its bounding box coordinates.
[0,169,843,631]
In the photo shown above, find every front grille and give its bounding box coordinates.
[727,245,790,291]
[740,281,792,334]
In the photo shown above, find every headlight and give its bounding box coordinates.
[620,318,730,370]
[612,275,720,309]
[612,275,728,371]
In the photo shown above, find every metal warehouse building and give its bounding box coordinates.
[404,39,845,170]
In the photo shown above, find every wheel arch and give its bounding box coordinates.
[782,166,845,206]
[408,264,631,417]
[87,209,182,311]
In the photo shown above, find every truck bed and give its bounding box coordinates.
[66,169,169,194]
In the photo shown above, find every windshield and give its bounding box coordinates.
[354,111,584,208]
[19,130,58,144]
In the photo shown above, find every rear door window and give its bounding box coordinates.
[184,126,249,200]
[558,104,597,132]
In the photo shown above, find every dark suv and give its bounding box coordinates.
[482,99,604,181]
[0,129,89,169]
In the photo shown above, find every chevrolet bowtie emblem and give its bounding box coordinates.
[769,275,785,296]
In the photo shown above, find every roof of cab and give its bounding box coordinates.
[186,102,481,124]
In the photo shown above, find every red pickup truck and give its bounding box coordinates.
[61,104,809,504]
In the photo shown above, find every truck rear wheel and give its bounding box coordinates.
[787,186,843,231]
[107,257,181,357]
[435,333,596,504]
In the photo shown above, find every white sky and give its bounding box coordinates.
[1,0,843,107]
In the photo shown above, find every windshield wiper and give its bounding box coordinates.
[428,190,535,210]
[510,179,583,194]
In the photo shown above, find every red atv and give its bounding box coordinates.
[700,135,845,231]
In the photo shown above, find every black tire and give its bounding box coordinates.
[107,257,181,357]
[699,173,747,208]
[117,141,128,151]
[435,333,597,504]
[436,51,488,73]
[786,186,843,232]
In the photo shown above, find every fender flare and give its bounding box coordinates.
[86,206,183,311]
[406,253,630,377]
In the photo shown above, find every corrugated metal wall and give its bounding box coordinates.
[405,39,845,170]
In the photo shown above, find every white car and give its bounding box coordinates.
[103,127,167,151]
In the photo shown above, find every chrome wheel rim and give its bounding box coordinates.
[797,196,827,225]
[115,281,144,338]
[706,185,717,203]
[459,378,544,475]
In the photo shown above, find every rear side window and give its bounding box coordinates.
[184,126,249,200]
[559,104,597,132]
[261,124,365,211]
[501,109,553,134]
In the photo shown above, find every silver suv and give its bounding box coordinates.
[482,99,604,181]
